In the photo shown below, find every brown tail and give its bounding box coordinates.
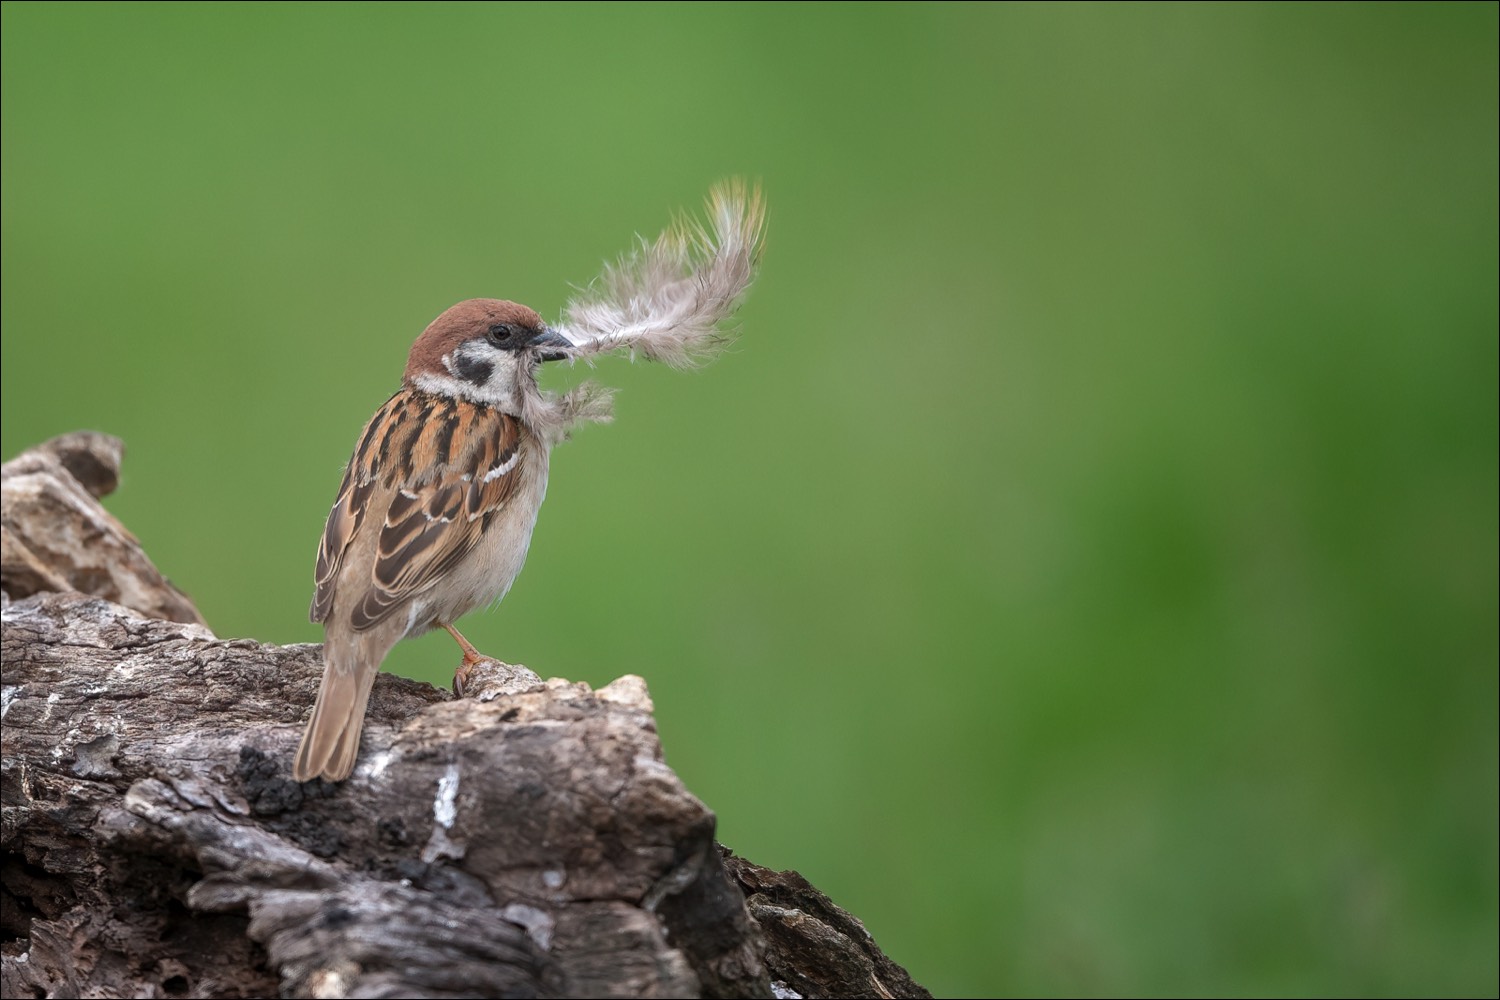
[293,646,378,782]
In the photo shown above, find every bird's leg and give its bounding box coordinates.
[442,623,492,697]
[442,622,487,667]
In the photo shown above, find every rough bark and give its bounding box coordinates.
[1,433,929,1000]
[1,431,203,626]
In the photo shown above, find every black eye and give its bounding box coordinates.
[486,323,515,346]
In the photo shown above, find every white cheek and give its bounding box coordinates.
[415,347,526,409]
[483,359,519,396]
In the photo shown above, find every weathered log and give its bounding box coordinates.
[1,431,203,626]
[1,434,928,1000]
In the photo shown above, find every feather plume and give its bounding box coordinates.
[558,180,766,367]
[526,181,765,445]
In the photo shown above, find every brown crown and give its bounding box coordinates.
[403,299,544,382]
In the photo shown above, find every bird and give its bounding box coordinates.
[292,182,764,783]
[292,299,575,782]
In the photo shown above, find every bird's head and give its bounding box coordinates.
[403,299,573,413]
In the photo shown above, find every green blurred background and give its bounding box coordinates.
[3,4,1496,995]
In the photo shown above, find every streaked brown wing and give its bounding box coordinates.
[311,390,525,629]
[310,392,407,623]
[349,392,522,631]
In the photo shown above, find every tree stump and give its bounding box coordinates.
[1,433,929,1000]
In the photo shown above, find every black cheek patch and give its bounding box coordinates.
[452,350,494,386]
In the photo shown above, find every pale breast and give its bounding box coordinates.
[407,435,550,633]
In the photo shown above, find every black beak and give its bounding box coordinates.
[531,327,574,363]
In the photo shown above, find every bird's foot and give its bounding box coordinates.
[443,623,503,696]
[453,656,544,701]
[454,653,510,698]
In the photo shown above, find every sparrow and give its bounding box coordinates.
[293,298,574,782]
[292,181,765,782]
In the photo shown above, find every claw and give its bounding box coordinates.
[444,623,512,698]
[454,658,475,698]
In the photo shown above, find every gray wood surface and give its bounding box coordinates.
[1,433,927,999]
